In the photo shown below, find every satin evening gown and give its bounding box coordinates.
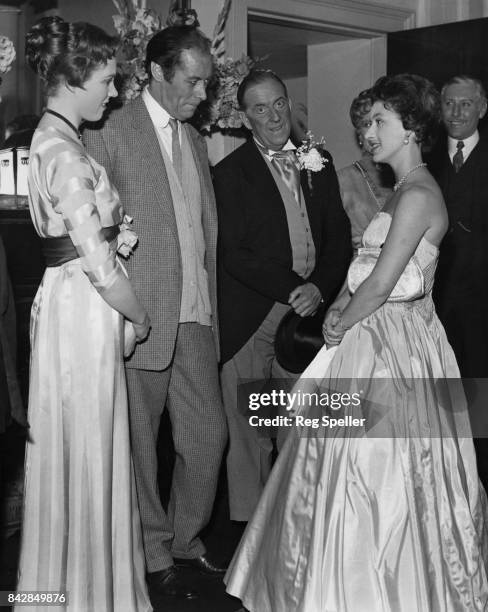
[225,211,488,612]
[15,122,151,611]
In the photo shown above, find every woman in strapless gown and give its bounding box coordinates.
[225,74,488,612]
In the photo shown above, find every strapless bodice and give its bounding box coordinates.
[348,211,439,300]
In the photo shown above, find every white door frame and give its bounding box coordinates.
[226,0,416,59]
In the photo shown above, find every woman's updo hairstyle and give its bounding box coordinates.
[349,88,374,132]
[370,73,441,151]
[26,16,118,96]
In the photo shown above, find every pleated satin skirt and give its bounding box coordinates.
[16,260,151,612]
[225,298,488,612]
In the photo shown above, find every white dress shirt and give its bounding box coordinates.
[142,86,180,162]
[254,137,296,160]
[447,130,479,163]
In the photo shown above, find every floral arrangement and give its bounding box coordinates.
[198,0,257,131]
[198,54,257,131]
[0,35,16,102]
[112,0,255,131]
[112,0,162,100]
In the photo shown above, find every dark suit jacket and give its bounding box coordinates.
[83,96,219,371]
[429,135,488,377]
[213,139,352,364]
[0,235,25,432]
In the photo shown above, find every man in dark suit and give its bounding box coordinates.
[84,27,227,600]
[430,75,488,480]
[213,69,352,521]
[431,75,488,377]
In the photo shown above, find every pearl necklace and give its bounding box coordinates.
[393,162,427,192]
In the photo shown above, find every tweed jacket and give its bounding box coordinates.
[83,96,219,370]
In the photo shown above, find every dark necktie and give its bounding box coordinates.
[271,150,301,203]
[168,118,183,183]
[453,140,464,173]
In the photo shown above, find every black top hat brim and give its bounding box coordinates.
[274,307,325,374]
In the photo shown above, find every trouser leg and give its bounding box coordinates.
[166,323,227,558]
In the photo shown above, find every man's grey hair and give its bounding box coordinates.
[441,75,487,102]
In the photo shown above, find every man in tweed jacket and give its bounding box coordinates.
[84,27,227,600]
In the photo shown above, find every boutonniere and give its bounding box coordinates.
[117,214,138,258]
[296,131,328,191]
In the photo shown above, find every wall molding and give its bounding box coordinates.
[249,1,416,34]
[227,0,416,58]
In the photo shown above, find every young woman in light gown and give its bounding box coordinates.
[16,16,152,611]
[225,74,488,612]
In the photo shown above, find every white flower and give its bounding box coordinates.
[296,131,328,173]
[299,148,324,172]
[117,214,138,258]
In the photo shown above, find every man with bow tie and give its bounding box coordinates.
[430,74,488,484]
[213,69,351,521]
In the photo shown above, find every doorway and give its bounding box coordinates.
[227,0,414,166]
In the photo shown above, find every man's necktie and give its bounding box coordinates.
[272,150,301,203]
[169,118,183,183]
[453,140,464,173]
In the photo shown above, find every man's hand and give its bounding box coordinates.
[124,314,151,357]
[288,283,322,317]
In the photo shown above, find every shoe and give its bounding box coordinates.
[174,553,227,575]
[147,566,198,599]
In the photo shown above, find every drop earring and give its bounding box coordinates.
[403,134,410,145]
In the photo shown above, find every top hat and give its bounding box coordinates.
[274,307,325,374]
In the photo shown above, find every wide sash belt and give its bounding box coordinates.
[41,225,120,267]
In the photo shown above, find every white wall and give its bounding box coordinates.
[284,76,308,141]
[308,37,385,170]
